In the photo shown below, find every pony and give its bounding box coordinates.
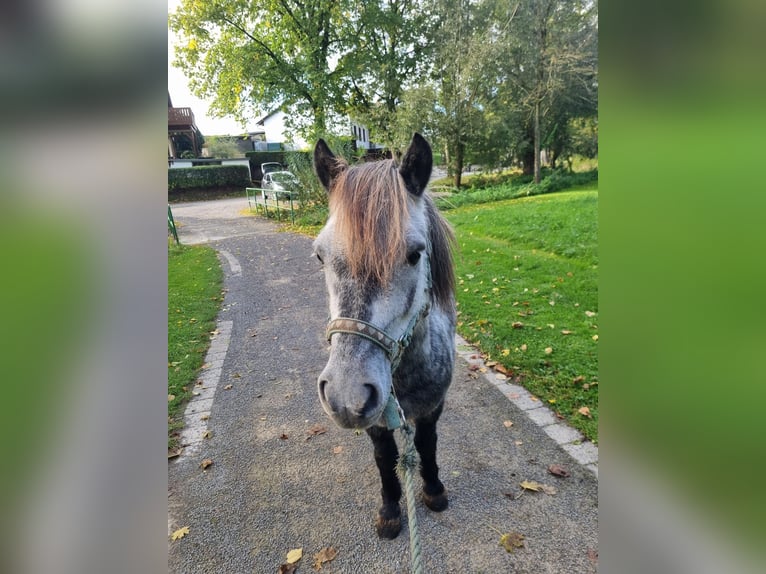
[312,133,457,539]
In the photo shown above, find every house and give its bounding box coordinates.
[254,110,308,150]
[168,93,205,159]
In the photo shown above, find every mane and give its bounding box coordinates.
[329,159,455,309]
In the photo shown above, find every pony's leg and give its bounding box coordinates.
[414,402,448,512]
[366,426,402,539]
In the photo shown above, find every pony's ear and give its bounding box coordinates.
[314,139,344,191]
[399,133,432,196]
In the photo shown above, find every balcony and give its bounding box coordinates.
[168,107,196,128]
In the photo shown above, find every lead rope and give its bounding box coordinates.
[384,392,423,574]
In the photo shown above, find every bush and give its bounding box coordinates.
[435,169,598,210]
[168,165,251,191]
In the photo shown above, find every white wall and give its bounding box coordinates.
[260,111,308,150]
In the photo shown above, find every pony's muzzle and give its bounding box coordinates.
[317,367,385,429]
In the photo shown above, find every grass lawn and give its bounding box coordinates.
[445,188,598,441]
[168,244,224,449]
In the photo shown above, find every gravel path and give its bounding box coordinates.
[168,198,598,573]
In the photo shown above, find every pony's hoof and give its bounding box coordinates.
[423,491,449,512]
[375,514,402,539]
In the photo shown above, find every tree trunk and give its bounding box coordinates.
[453,141,464,188]
[533,101,541,184]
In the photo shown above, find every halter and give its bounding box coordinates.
[325,248,433,374]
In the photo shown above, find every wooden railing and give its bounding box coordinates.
[168,107,196,128]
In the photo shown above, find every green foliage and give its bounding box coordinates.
[170,0,349,140]
[435,169,598,210]
[168,245,223,448]
[168,165,251,191]
[203,136,243,159]
[445,190,599,440]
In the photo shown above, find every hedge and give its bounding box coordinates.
[168,165,251,191]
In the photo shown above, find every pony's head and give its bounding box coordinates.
[312,134,452,429]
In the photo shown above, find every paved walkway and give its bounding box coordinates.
[168,197,598,573]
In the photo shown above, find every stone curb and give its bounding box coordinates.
[176,320,234,457]
[455,334,598,477]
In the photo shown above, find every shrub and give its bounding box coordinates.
[168,165,251,191]
[435,169,598,210]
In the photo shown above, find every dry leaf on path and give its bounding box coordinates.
[313,546,338,570]
[332,446,344,454]
[280,433,289,440]
[307,424,327,438]
[170,526,189,541]
[200,459,213,470]
[223,384,233,390]
[499,531,525,553]
[167,448,183,459]
[278,564,297,574]
[503,420,514,428]
[520,480,557,495]
[286,548,303,564]
[548,464,571,478]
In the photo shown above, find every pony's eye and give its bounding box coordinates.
[406,251,421,266]
[315,253,324,264]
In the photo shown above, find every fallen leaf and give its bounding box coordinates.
[578,406,592,418]
[232,372,241,378]
[223,384,233,390]
[514,440,523,446]
[587,548,599,562]
[479,367,487,373]
[511,321,524,329]
[495,364,509,375]
[280,433,289,440]
[202,430,212,439]
[167,448,183,459]
[549,300,555,306]
[333,445,344,454]
[548,464,571,478]
[520,344,528,351]
[486,360,497,368]
[495,373,507,381]
[503,420,514,428]
[278,564,297,574]
[286,548,303,564]
[200,459,213,470]
[561,330,573,335]
[520,480,542,492]
[501,349,510,356]
[573,375,585,384]
[307,424,327,437]
[499,531,525,553]
[200,414,210,421]
[544,347,553,355]
[585,310,597,317]
[168,394,175,402]
[171,526,189,541]
[592,334,599,341]
[520,480,557,495]
[313,546,338,570]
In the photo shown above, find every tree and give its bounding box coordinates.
[424,0,500,187]
[170,0,350,141]
[339,0,434,152]
[498,0,597,181]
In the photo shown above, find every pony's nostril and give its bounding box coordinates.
[360,384,379,417]
[318,378,329,402]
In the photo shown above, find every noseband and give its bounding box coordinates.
[325,250,432,373]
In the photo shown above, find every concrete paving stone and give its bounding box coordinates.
[544,423,584,445]
[525,405,558,427]
[500,383,545,411]
[198,368,222,385]
[202,358,225,372]
[562,441,599,465]
[185,398,213,414]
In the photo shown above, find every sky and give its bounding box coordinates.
[167,0,256,136]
